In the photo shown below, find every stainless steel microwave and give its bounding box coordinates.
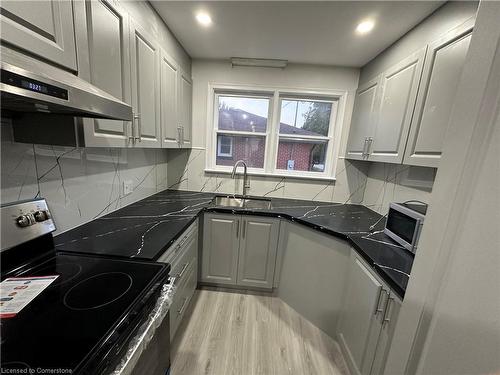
[384,202,427,254]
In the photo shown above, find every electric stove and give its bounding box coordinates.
[0,199,171,374]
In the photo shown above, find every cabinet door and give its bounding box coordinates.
[130,20,161,148]
[369,48,426,163]
[160,50,180,148]
[79,0,132,147]
[337,255,384,375]
[178,70,192,147]
[201,214,240,285]
[369,293,402,375]
[404,22,473,167]
[237,217,279,289]
[345,75,381,160]
[0,0,77,70]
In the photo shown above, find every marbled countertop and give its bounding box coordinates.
[54,190,414,298]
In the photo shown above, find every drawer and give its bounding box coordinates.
[170,259,197,340]
[157,220,198,264]
[170,234,197,289]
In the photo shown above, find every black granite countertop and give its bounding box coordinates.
[54,190,414,298]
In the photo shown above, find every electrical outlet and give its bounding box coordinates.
[123,180,133,196]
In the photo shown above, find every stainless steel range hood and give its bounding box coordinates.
[0,48,133,121]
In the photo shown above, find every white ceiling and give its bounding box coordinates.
[151,1,444,67]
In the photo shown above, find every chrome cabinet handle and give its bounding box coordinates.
[362,137,369,157]
[177,126,182,145]
[236,220,240,238]
[136,114,141,142]
[177,296,188,315]
[367,137,373,156]
[176,262,190,282]
[133,113,141,142]
[178,235,188,248]
[374,287,385,316]
[174,244,182,254]
[382,292,394,325]
[181,126,184,144]
[242,220,246,238]
[126,121,134,143]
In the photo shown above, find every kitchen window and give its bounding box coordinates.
[207,86,344,180]
[277,98,333,173]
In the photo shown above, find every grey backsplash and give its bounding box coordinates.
[165,149,435,214]
[0,139,434,235]
[1,133,168,235]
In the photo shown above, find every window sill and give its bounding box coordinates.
[204,168,336,182]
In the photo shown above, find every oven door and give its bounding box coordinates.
[129,311,170,375]
[111,281,174,375]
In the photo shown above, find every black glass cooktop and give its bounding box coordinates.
[0,252,169,374]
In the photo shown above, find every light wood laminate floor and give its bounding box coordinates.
[171,287,350,375]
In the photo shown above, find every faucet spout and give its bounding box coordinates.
[231,160,249,197]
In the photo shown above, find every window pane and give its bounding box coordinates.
[217,135,233,156]
[279,99,332,136]
[218,95,270,132]
[216,134,266,168]
[276,138,327,172]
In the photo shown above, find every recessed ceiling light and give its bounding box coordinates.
[356,20,375,35]
[196,12,212,26]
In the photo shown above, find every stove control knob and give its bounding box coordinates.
[16,215,32,227]
[34,210,49,222]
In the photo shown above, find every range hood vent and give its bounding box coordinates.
[0,48,132,121]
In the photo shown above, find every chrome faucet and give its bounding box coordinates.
[231,160,250,197]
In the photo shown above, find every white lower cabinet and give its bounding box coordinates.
[201,213,279,290]
[337,250,401,375]
[157,220,198,341]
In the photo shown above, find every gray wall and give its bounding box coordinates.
[166,59,370,203]
[0,124,168,234]
[362,164,435,213]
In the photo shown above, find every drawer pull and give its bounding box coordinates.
[383,294,394,325]
[176,262,190,283]
[178,235,188,248]
[174,244,182,254]
[177,297,189,316]
[374,287,385,316]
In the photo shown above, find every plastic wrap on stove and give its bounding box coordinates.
[111,281,176,375]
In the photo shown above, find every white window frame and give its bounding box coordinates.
[205,83,348,181]
[217,135,233,157]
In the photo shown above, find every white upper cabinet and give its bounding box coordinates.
[403,22,473,167]
[0,0,77,70]
[178,70,193,147]
[345,76,381,161]
[129,20,161,148]
[346,49,425,164]
[369,48,426,163]
[77,0,133,147]
[160,50,180,147]
[346,20,473,167]
[159,53,192,148]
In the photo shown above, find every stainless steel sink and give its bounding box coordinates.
[213,196,271,209]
